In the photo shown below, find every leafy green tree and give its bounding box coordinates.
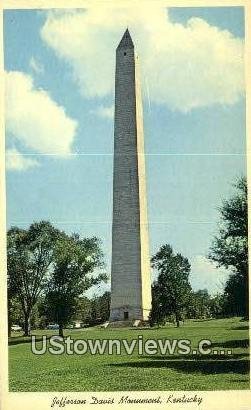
[149,282,166,327]
[7,296,23,337]
[78,291,110,328]
[89,293,99,325]
[209,293,225,318]
[185,291,199,319]
[44,234,106,337]
[192,289,212,319]
[209,177,248,318]
[222,274,247,317]
[7,222,60,336]
[7,227,26,336]
[75,296,92,325]
[187,291,226,320]
[151,244,192,327]
[92,291,110,323]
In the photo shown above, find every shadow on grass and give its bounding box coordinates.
[139,353,249,361]
[192,319,215,322]
[108,355,250,375]
[211,339,249,349]
[9,335,51,346]
[231,326,249,331]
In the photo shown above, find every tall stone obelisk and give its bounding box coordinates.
[110,29,152,322]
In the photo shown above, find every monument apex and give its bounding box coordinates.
[116,28,134,49]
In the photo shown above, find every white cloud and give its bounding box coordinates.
[93,104,114,119]
[29,57,44,74]
[41,7,244,112]
[190,255,230,295]
[5,71,78,156]
[6,148,39,171]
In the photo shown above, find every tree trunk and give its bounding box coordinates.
[8,318,12,338]
[24,313,31,336]
[59,324,64,338]
[175,313,180,328]
[244,276,249,320]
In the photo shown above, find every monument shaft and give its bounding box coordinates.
[110,30,152,321]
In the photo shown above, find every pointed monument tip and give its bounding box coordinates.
[117,28,134,50]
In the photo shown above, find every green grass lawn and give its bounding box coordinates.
[9,317,249,391]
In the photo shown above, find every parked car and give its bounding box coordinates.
[11,324,22,332]
[47,324,59,330]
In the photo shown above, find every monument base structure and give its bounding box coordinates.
[110,307,151,322]
[109,30,152,323]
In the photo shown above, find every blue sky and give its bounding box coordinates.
[4,6,246,296]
